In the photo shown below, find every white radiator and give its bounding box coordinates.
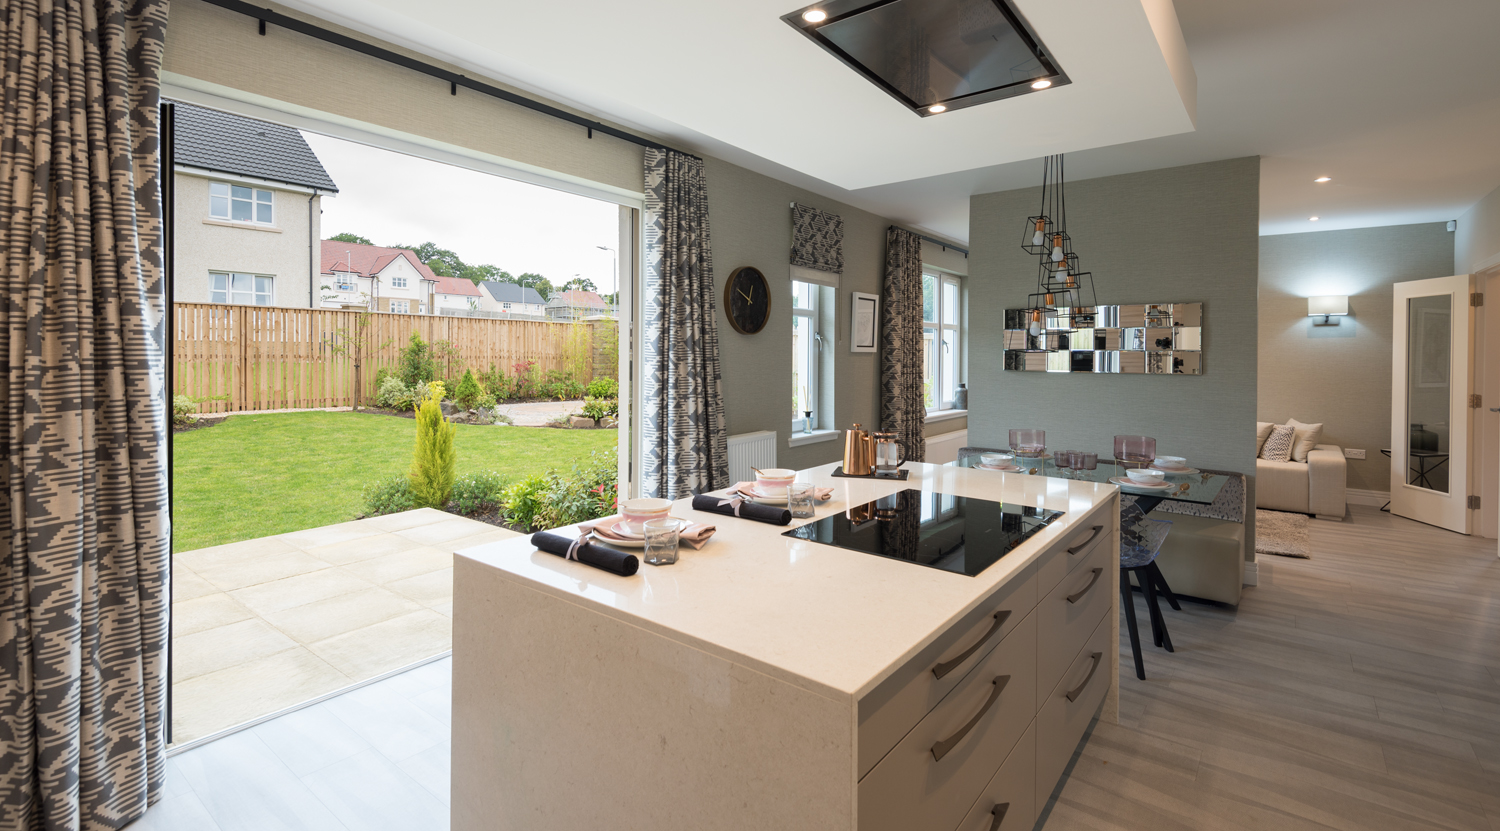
[727,431,778,483]
[924,430,969,465]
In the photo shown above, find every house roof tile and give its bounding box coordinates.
[547,290,609,308]
[321,240,439,283]
[479,281,547,306]
[171,101,339,192]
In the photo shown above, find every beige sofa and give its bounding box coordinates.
[1256,443,1346,520]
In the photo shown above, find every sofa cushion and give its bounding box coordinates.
[1256,422,1274,456]
[1260,424,1295,462]
[1285,418,1324,463]
[1256,457,1311,513]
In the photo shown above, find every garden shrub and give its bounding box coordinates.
[397,332,437,387]
[501,475,549,531]
[376,375,416,411]
[172,395,198,426]
[479,365,513,401]
[449,471,508,516]
[585,377,618,399]
[453,368,484,410]
[534,450,618,530]
[580,397,612,426]
[511,360,538,399]
[409,381,455,508]
[363,474,415,516]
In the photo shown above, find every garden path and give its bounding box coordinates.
[495,399,584,426]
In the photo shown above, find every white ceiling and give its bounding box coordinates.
[280,0,1500,242]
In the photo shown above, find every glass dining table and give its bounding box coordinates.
[949,452,1234,559]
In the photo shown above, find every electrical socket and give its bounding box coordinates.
[1344,448,1366,460]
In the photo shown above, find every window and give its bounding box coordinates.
[390,300,410,314]
[209,182,274,224]
[922,272,963,411]
[792,280,826,432]
[502,302,512,310]
[391,276,408,289]
[334,274,356,292]
[209,272,273,306]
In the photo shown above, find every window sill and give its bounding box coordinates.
[788,429,840,448]
[203,218,282,233]
[925,409,968,424]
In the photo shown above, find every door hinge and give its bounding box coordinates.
[1468,495,1481,510]
[1472,292,1485,307]
[1471,393,1484,409]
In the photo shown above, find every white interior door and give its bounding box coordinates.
[1391,275,1474,533]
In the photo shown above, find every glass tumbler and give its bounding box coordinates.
[787,483,816,519]
[1114,435,1157,467]
[1009,428,1046,458]
[1076,452,1099,474]
[643,518,684,566]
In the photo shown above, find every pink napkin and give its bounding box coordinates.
[729,482,834,501]
[578,514,717,550]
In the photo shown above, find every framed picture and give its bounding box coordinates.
[851,292,878,353]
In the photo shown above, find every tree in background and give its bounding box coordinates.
[515,272,554,301]
[409,381,456,508]
[327,232,374,245]
[561,276,597,294]
[397,241,466,278]
[461,263,512,285]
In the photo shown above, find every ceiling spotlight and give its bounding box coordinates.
[802,8,827,22]
[928,104,946,114]
[1314,176,1331,183]
[1031,79,1052,90]
[1309,216,1320,221]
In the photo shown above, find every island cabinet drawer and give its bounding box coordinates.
[1035,533,1113,702]
[858,613,1037,831]
[858,564,1038,779]
[1035,613,1112,811]
[1036,500,1114,599]
[953,721,1036,831]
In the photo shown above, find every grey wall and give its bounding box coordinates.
[705,157,966,472]
[1258,223,1455,492]
[969,157,1260,552]
[1457,182,1500,275]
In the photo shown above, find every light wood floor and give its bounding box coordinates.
[1043,506,1500,831]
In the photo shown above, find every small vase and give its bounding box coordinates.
[953,384,968,411]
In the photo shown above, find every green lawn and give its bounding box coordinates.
[172,411,616,552]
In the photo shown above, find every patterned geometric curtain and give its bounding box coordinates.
[880,227,926,462]
[0,1,170,829]
[790,203,842,286]
[641,148,728,499]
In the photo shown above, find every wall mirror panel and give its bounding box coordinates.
[1003,303,1204,374]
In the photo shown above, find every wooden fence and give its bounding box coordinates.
[174,304,608,414]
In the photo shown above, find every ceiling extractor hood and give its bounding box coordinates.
[783,0,1069,117]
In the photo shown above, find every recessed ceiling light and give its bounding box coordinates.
[1314,176,1332,183]
[1031,79,1052,90]
[802,8,827,23]
[928,104,946,114]
[1309,216,1320,221]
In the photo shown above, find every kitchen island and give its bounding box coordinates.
[451,461,1121,831]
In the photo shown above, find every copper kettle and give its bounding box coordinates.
[842,423,874,476]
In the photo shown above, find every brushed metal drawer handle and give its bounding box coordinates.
[1066,568,1104,604]
[1065,652,1103,703]
[1067,525,1104,555]
[931,675,1010,762]
[932,610,1012,680]
[989,803,1011,831]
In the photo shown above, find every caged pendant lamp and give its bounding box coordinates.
[1020,154,1097,339]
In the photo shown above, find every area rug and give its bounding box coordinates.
[1255,509,1311,558]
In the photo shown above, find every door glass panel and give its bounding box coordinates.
[940,329,957,408]
[1406,294,1451,493]
[922,274,936,323]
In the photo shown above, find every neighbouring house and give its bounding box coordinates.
[478,280,548,317]
[432,272,485,315]
[320,240,437,313]
[545,289,612,321]
[171,101,338,308]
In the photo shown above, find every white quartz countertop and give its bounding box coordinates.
[455,462,1118,701]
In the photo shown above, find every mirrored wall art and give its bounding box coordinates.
[1003,303,1204,374]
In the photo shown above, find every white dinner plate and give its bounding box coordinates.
[1150,466,1201,476]
[1109,475,1174,491]
[734,487,789,505]
[975,463,1023,472]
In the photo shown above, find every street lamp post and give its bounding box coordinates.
[596,245,617,313]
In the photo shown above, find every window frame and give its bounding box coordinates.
[791,279,825,434]
[922,272,964,413]
[209,181,275,225]
[209,271,274,306]
[391,276,408,289]
[390,299,411,314]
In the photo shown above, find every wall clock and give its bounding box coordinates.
[724,266,771,335]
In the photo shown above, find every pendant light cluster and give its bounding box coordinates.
[1019,154,1097,337]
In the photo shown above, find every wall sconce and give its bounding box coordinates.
[1308,295,1349,325]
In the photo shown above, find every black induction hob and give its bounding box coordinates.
[782,489,1063,577]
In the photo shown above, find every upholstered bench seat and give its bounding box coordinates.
[1146,514,1246,605]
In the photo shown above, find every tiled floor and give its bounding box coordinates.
[172,509,516,745]
[131,657,454,831]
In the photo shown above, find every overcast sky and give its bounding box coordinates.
[301,132,621,294]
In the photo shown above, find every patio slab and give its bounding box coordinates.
[171,509,514,746]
